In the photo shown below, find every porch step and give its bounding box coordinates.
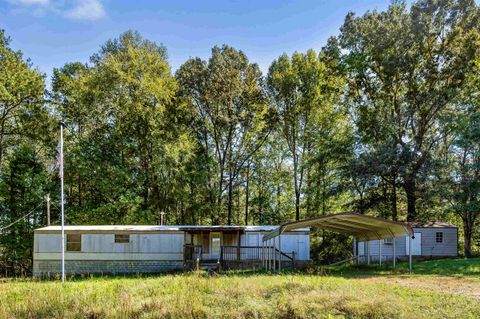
[200,263,219,271]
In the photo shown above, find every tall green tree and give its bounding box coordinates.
[340,0,480,220]
[267,49,346,220]
[0,29,45,174]
[52,31,195,224]
[176,46,272,224]
[439,57,480,257]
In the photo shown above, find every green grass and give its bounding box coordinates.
[0,259,479,319]
[323,257,480,277]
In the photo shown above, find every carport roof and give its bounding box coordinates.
[262,212,413,241]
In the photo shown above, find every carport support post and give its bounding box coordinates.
[353,238,356,262]
[379,239,382,266]
[273,237,277,272]
[269,239,272,271]
[393,237,396,269]
[367,241,370,265]
[409,236,412,273]
[278,234,282,272]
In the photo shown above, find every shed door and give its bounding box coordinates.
[405,233,422,256]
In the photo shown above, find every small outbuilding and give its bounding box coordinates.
[357,221,458,262]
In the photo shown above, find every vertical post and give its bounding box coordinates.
[273,237,277,272]
[367,241,370,265]
[353,238,356,257]
[60,124,65,283]
[268,240,271,270]
[237,230,241,261]
[409,236,412,273]
[379,239,382,266]
[356,240,360,265]
[269,239,273,271]
[278,234,282,272]
[393,237,396,269]
[46,194,51,226]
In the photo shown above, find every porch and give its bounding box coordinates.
[182,227,296,270]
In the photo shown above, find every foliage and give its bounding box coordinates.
[2,0,480,275]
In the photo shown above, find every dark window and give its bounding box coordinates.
[436,232,443,243]
[383,238,393,245]
[66,234,81,252]
[115,234,130,243]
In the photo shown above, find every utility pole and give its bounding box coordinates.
[46,194,50,226]
[60,124,65,283]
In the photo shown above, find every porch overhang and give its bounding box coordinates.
[262,212,413,242]
[181,226,245,232]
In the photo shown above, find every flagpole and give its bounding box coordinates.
[60,124,65,283]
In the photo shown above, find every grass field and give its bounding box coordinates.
[0,259,479,319]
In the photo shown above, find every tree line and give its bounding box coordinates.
[1,0,479,275]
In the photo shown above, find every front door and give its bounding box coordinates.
[210,232,221,259]
[405,232,422,256]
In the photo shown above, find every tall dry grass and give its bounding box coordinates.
[0,271,479,318]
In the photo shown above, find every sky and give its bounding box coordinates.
[1,0,397,82]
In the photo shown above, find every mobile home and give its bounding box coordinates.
[33,225,310,276]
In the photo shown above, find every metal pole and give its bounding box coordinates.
[60,124,65,283]
[409,236,412,273]
[367,241,370,265]
[46,194,51,226]
[353,237,356,258]
[267,239,272,270]
[273,237,277,272]
[278,234,282,272]
[270,239,273,271]
[393,237,396,269]
[379,239,382,266]
[263,240,266,270]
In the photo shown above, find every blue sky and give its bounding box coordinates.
[1,0,396,81]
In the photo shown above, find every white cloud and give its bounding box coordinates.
[64,0,105,21]
[5,0,106,21]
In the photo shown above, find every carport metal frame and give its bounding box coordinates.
[261,212,414,273]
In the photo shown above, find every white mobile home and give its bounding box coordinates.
[33,225,310,276]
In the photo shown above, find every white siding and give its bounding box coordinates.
[243,231,309,261]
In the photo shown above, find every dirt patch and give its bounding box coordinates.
[359,275,480,299]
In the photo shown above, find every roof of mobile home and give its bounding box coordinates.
[35,225,309,233]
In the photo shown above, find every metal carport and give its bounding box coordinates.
[262,212,415,272]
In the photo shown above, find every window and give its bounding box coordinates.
[66,234,81,252]
[383,238,393,245]
[436,232,443,243]
[115,234,130,243]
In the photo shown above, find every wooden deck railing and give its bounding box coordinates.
[184,245,297,269]
[221,245,269,261]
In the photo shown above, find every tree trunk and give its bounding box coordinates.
[463,216,473,258]
[227,172,233,225]
[295,191,300,221]
[392,178,398,221]
[403,176,417,221]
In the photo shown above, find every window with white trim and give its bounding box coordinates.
[435,232,443,243]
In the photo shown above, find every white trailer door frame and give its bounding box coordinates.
[405,232,421,256]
